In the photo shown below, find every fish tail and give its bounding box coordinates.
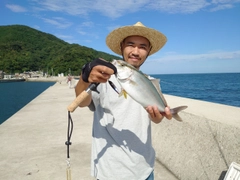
[170,106,188,122]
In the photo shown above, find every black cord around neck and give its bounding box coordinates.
[66,111,73,159]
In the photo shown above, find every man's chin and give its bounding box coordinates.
[124,58,141,68]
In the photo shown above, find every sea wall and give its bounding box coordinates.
[152,94,240,180]
[1,82,239,180]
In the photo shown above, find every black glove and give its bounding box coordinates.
[81,58,117,83]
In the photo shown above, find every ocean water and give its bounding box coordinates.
[152,73,240,108]
[0,73,239,124]
[0,81,55,124]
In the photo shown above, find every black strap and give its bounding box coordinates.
[65,111,73,158]
[65,83,100,160]
[82,58,117,82]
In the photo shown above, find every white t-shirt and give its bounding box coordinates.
[89,75,155,180]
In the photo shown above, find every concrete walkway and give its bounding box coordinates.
[0,82,177,180]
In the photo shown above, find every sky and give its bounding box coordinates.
[1,0,240,74]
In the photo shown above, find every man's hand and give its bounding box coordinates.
[88,65,114,83]
[75,58,117,107]
[145,106,172,124]
[81,58,117,83]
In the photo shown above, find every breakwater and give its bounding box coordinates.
[0,82,239,179]
[152,95,240,180]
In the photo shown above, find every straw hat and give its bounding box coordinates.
[106,22,167,56]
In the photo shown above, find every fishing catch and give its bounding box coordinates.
[111,59,187,121]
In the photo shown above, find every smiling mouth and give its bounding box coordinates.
[129,57,140,61]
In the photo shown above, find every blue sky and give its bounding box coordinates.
[1,0,240,74]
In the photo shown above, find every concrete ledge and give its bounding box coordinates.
[0,83,94,180]
[152,95,240,180]
[0,83,177,180]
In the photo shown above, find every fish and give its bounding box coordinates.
[111,59,188,121]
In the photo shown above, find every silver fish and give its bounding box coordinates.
[112,59,187,121]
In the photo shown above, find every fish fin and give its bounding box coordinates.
[119,89,128,99]
[129,79,137,86]
[143,73,149,78]
[172,114,183,122]
[170,106,188,122]
[123,90,128,99]
[158,90,168,107]
[151,79,168,106]
[151,78,161,93]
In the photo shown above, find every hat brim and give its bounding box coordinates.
[106,25,167,56]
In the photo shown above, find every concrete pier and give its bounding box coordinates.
[152,95,240,180]
[0,83,177,180]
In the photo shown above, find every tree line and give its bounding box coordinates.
[0,25,121,75]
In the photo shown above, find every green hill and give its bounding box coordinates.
[0,25,121,75]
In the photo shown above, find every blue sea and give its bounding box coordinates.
[0,81,55,124]
[0,73,239,124]
[151,73,240,108]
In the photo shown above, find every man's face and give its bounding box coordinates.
[121,36,151,69]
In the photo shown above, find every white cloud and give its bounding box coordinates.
[81,21,94,27]
[148,0,210,14]
[209,4,233,11]
[93,0,149,18]
[142,50,240,74]
[30,0,148,18]
[106,25,121,32]
[77,30,87,35]
[33,25,40,29]
[76,28,99,39]
[75,21,99,38]
[211,0,240,4]
[57,34,73,39]
[8,0,240,17]
[6,4,27,12]
[41,17,72,29]
[30,0,240,18]
[31,0,92,16]
[148,50,240,62]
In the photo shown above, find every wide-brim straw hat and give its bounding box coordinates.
[106,22,167,56]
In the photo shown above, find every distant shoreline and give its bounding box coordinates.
[26,77,65,82]
[26,76,79,83]
[0,77,64,83]
[0,79,25,83]
[0,76,78,84]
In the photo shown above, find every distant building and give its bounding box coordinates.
[0,71,4,79]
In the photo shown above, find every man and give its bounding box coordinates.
[67,74,72,88]
[75,22,172,180]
